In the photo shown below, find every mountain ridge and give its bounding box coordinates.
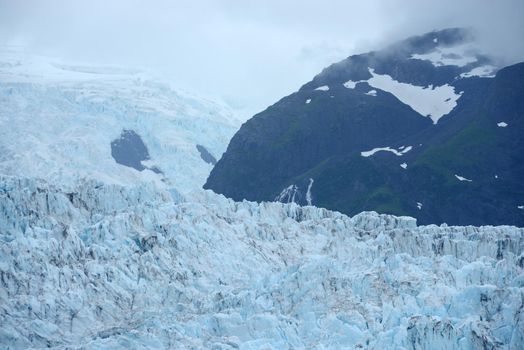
[205,28,524,226]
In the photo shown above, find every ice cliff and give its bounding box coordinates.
[1,176,523,349]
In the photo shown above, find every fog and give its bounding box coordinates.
[1,0,523,115]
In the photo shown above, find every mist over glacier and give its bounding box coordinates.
[1,0,523,114]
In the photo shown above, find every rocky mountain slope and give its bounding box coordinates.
[1,176,523,349]
[205,28,524,226]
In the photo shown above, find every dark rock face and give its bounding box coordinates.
[196,145,217,165]
[205,28,524,226]
[111,130,150,171]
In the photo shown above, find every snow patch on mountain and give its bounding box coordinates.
[343,80,364,89]
[314,85,329,91]
[411,44,478,67]
[460,65,497,78]
[361,145,412,157]
[367,68,461,124]
[1,176,523,349]
[497,122,508,127]
[275,184,299,203]
[305,178,314,206]
[361,147,402,157]
[455,174,473,182]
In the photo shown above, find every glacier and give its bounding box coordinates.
[1,176,523,349]
[0,48,243,193]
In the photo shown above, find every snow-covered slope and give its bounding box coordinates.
[0,48,242,193]
[1,176,523,349]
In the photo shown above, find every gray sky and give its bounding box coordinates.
[1,0,523,115]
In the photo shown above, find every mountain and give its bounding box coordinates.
[205,28,524,226]
[0,48,243,194]
[2,175,523,349]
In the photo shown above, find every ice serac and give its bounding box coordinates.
[1,176,523,349]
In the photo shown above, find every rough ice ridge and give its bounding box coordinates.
[1,176,523,349]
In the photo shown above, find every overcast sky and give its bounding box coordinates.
[1,0,523,115]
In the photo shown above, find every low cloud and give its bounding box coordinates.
[1,0,522,115]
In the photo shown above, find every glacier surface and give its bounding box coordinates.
[0,48,243,194]
[1,176,523,349]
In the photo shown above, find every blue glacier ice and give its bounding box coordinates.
[1,176,523,349]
